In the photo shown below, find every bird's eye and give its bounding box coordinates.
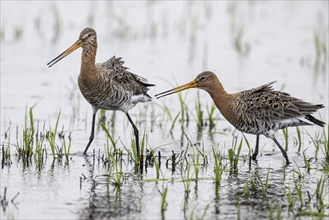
[88,33,92,37]
[200,76,206,81]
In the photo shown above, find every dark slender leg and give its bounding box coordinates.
[126,113,140,158]
[252,135,260,160]
[83,111,97,155]
[272,137,290,165]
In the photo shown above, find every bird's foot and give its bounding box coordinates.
[285,160,291,166]
[251,153,258,161]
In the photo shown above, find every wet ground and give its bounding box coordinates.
[1,1,329,219]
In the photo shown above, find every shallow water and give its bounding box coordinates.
[1,1,329,220]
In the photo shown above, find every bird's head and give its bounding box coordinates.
[78,27,97,49]
[47,27,97,67]
[155,71,219,99]
[193,71,218,91]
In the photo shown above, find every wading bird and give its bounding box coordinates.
[155,71,325,165]
[47,27,154,156]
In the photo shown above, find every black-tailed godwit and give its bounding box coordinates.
[155,71,325,165]
[47,27,154,156]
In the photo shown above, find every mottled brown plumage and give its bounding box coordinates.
[48,27,154,156]
[156,71,325,165]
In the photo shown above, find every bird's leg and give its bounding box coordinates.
[252,135,260,160]
[272,137,290,165]
[126,113,140,159]
[83,108,98,155]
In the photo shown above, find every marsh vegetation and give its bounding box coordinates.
[1,1,328,219]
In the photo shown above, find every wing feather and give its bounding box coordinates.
[236,82,322,123]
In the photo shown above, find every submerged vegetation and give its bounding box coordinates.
[227,2,250,56]
[313,13,328,75]
[1,81,328,219]
[2,108,72,168]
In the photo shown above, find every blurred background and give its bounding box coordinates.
[2,1,328,125]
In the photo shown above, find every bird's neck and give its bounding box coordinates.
[80,43,97,78]
[206,80,235,123]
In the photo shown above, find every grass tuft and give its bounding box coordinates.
[195,91,203,128]
[206,103,216,128]
[46,111,61,158]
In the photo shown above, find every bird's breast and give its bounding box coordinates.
[78,74,106,105]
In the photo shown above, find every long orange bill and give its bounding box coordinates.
[47,39,82,67]
[155,80,197,99]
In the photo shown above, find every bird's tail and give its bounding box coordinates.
[142,82,155,87]
[305,114,326,127]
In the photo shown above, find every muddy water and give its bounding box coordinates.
[1,1,328,220]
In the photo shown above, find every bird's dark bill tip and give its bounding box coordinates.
[47,57,59,68]
[154,91,177,99]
